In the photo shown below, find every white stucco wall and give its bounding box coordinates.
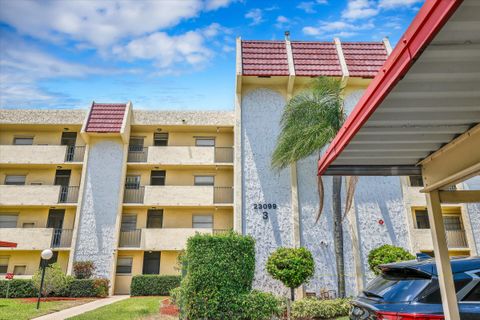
[73,138,125,278]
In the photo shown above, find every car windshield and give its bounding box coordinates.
[364,273,431,302]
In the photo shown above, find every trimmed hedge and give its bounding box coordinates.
[0,279,37,298]
[130,275,181,296]
[368,244,415,275]
[291,298,351,319]
[240,290,285,320]
[67,279,109,298]
[177,232,256,319]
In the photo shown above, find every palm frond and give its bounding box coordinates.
[271,77,345,170]
[342,176,359,221]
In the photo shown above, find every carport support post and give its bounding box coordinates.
[425,190,460,320]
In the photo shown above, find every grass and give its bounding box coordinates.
[0,298,94,320]
[68,296,171,320]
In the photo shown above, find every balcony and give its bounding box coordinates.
[0,145,85,164]
[118,228,217,250]
[0,185,79,206]
[123,186,233,205]
[0,228,72,250]
[127,146,233,164]
[412,229,469,250]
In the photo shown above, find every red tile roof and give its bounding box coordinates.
[241,39,388,78]
[85,103,127,133]
[341,42,388,78]
[241,41,289,76]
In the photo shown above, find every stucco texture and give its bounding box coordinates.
[73,138,125,279]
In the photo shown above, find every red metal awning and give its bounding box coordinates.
[0,241,17,248]
[318,0,480,176]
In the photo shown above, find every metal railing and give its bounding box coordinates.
[58,186,79,203]
[119,229,142,247]
[123,186,145,203]
[446,230,468,248]
[65,146,85,162]
[214,187,234,204]
[127,146,148,162]
[215,147,234,163]
[51,229,73,248]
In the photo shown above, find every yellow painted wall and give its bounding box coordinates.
[126,168,233,187]
[121,208,233,229]
[0,168,82,186]
[129,130,233,148]
[160,251,180,275]
[0,207,76,228]
[0,250,69,275]
[0,130,85,146]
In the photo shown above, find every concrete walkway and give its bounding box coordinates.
[34,295,130,320]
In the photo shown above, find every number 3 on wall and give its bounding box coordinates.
[262,211,268,219]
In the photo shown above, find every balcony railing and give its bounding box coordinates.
[214,147,234,163]
[446,230,468,248]
[51,229,73,248]
[127,146,148,162]
[58,186,79,203]
[119,229,142,247]
[214,187,234,204]
[124,187,145,203]
[65,146,85,162]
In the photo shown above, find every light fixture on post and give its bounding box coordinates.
[36,248,53,309]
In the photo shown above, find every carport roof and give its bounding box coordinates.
[317,0,480,177]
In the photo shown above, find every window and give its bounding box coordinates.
[142,251,160,274]
[151,170,166,186]
[464,283,480,302]
[13,137,33,145]
[154,133,168,146]
[125,176,140,189]
[444,215,463,231]
[0,257,8,274]
[22,222,35,228]
[195,137,215,147]
[128,137,144,152]
[414,209,430,229]
[13,265,26,275]
[147,210,163,228]
[5,175,26,185]
[0,214,18,228]
[194,175,214,186]
[193,214,213,228]
[409,176,424,187]
[121,215,137,231]
[116,257,133,274]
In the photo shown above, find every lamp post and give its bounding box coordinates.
[36,249,53,310]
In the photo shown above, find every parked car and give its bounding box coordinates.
[350,256,480,319]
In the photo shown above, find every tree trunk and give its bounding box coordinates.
[332,176,345,298]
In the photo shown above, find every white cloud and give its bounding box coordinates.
[302,20,374,38]
[245,8,263,26]
[379,0,423,9]
[342,0,379,20]
[275,15,290,29]
[297,1,328,14]
[0,0,233,49]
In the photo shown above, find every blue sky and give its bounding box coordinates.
[0,0,423,110]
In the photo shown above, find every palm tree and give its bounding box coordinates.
[271,76,356,298]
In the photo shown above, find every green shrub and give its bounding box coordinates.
[0,279,37,298]
[266,247,315,300]
[368,244,415,275]
[73,261,95,279]
[32,263,69,296]
[66,278,109,297]
[130,275,181,296]
[240,290,285,320]
[177,232,256,319]
[291,298,351,319]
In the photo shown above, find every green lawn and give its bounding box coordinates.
[0,298,93,320]
[68,296,172,320]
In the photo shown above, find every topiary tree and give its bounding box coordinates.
[32,263,69,297]
[73,260,95,279]
[266,247,315,301]
[368,244,415,275]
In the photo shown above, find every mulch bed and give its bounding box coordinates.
[159,298,179,316]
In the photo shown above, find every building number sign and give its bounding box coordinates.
[253,203,277,219]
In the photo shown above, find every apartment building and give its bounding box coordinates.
[0,106,234,294]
